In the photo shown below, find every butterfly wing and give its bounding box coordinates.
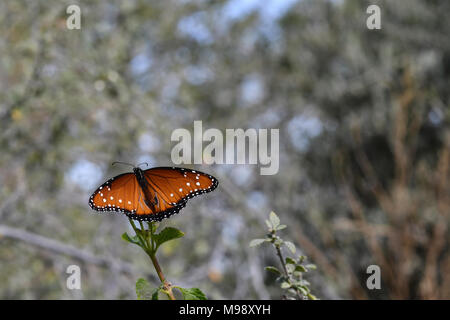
[145,167,218,202]
[89,172,145,215]
[89,167,218,222]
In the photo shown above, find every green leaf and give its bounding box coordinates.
[285,257,296,264]
[293,271,303,278]
[153,227,184,250]
[295,265,307,272]
[276,224,287,231]
[151,289,159,300]
[300,279,311,286]
[176,287,207,300]
[136,278,155,300]
[281,282,291,289]
[249,239,266,247]
[286,264,295,273]
[305,264,317,270]
[265,266,281,275]
[265,219,272,230]
[269,211,280,228]
[284,241,296,254]
[295,285,308,296]
[149,222,158,233]
[307,293,318,300]
[122,232,141,246]
[133,226,146,238]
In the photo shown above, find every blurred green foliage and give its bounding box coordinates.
[251,211,318,300]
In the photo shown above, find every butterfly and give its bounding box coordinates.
[88,162,218,222]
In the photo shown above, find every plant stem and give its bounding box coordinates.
[128,218,146,247]
[274,243,303,300]
[148,222,155,252]
[148,252,176,300]
[127,218,176,300]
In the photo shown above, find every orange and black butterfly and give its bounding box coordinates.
[88,163,218,221]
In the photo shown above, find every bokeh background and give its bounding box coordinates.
[0,0,449,300]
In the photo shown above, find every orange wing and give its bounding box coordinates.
[88,167,218,222]
[144,167,218,206]
[89,173,143,215]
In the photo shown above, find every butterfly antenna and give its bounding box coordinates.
[137,162,149,168]
[112,161,135,168]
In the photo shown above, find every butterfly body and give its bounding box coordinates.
[88,166,218,222]
[133,167,158,212]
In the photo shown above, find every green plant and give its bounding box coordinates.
[123,218,207,300]
[250,211,318,300]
